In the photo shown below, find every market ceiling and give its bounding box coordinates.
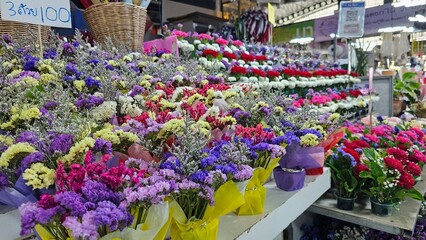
[267,0,338,26]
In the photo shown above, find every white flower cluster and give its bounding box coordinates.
[91,101,117,122]
[234,75,361,90]
[177,40,195,52]
[117,96,142,117]
[198,58,226,70]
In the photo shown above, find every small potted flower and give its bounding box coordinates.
[360,148,424,216]
[325,146,366,210]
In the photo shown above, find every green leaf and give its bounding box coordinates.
[404,188,425,201]
[359,171,373,179]
[370,161,384,178]
[362,148,376,161]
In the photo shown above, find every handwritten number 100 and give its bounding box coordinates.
[6,1,70,23]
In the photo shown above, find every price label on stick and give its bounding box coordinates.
[337,1,365,38]
[0,0,72,28]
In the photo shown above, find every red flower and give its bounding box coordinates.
[202,49,219,58]
[384,156,404,171]
[405,161,421,177]
[37,194,57,209]
[350,72,359,77]
[223,51,237,60]
[353,163,369,178]
[300,71,313,78]
[282,68,296,77]
[409,150,426,163]
[364,134,379,143]
[339,92,348,99]
[398,131,418,141]
[352,140,370,149]
[343,139,369,150]
[251,68,266,77]
[396,136,412,150]
[348,89,362,98]
[398,171,415,189]
[342,147,360,162]
[409,127,425,142]
[255,55,267,62]
[230,66,247,75]
[267,70,280,78]
[241,53,255,62]
[386,148,408,162]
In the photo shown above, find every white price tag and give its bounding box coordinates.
[0,0,72,28]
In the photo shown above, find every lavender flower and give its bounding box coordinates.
[81,180,120,205]
[129,85,145,97]
[19,202,38,236]
[74,95,104,109]
[17,151,44,175]
[301,129,323,139]
[92,201,133,232]
[63,214,99,240]
[16,131,39,145]
[43,101,58,110]
[23,54,39,71]
[54,191,87,217]
[84,77,102,89]
[234,165,253,181]
[35,206,64,224]
[49,133,73,154]
[93,138,113,155]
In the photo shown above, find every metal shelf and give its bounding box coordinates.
[308,174,426,237]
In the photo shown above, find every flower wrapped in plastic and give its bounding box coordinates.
[170,180,245,240]
[233,125,286,215]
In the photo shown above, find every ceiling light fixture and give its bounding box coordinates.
[392,0,425,7]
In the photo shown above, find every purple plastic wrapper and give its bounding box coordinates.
[279,143,325,169]
[273,167,305,191]
[0,177,37,208]
[106,155,119,169]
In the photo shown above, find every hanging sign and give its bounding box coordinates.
[0,0,72,28]
[268,3,275,26]
[337,1,365,38]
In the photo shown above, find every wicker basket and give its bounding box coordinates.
[83,3,147,51]
[0,12,51,42]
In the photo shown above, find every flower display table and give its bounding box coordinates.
[308,172,426,237]
[218,168,331,239]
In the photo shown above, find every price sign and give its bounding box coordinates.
[337,1,365,38]
[1,0,72,28]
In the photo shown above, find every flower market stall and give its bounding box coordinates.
[0,26,425,240]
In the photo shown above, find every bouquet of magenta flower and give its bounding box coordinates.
[19,153,139,240]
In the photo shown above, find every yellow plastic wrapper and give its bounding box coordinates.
[101,202,170,240]
[235,157,280,215]
[170,180,245,240]
[35,224,73,240]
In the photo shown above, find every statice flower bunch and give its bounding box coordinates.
[121,169,177,228]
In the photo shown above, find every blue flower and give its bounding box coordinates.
[190,171,208,183]
[200,155,218,168]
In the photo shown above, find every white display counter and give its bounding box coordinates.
[218,168,331,240]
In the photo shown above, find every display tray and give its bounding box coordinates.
[218,168,331,240]
[308,174,426,237]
